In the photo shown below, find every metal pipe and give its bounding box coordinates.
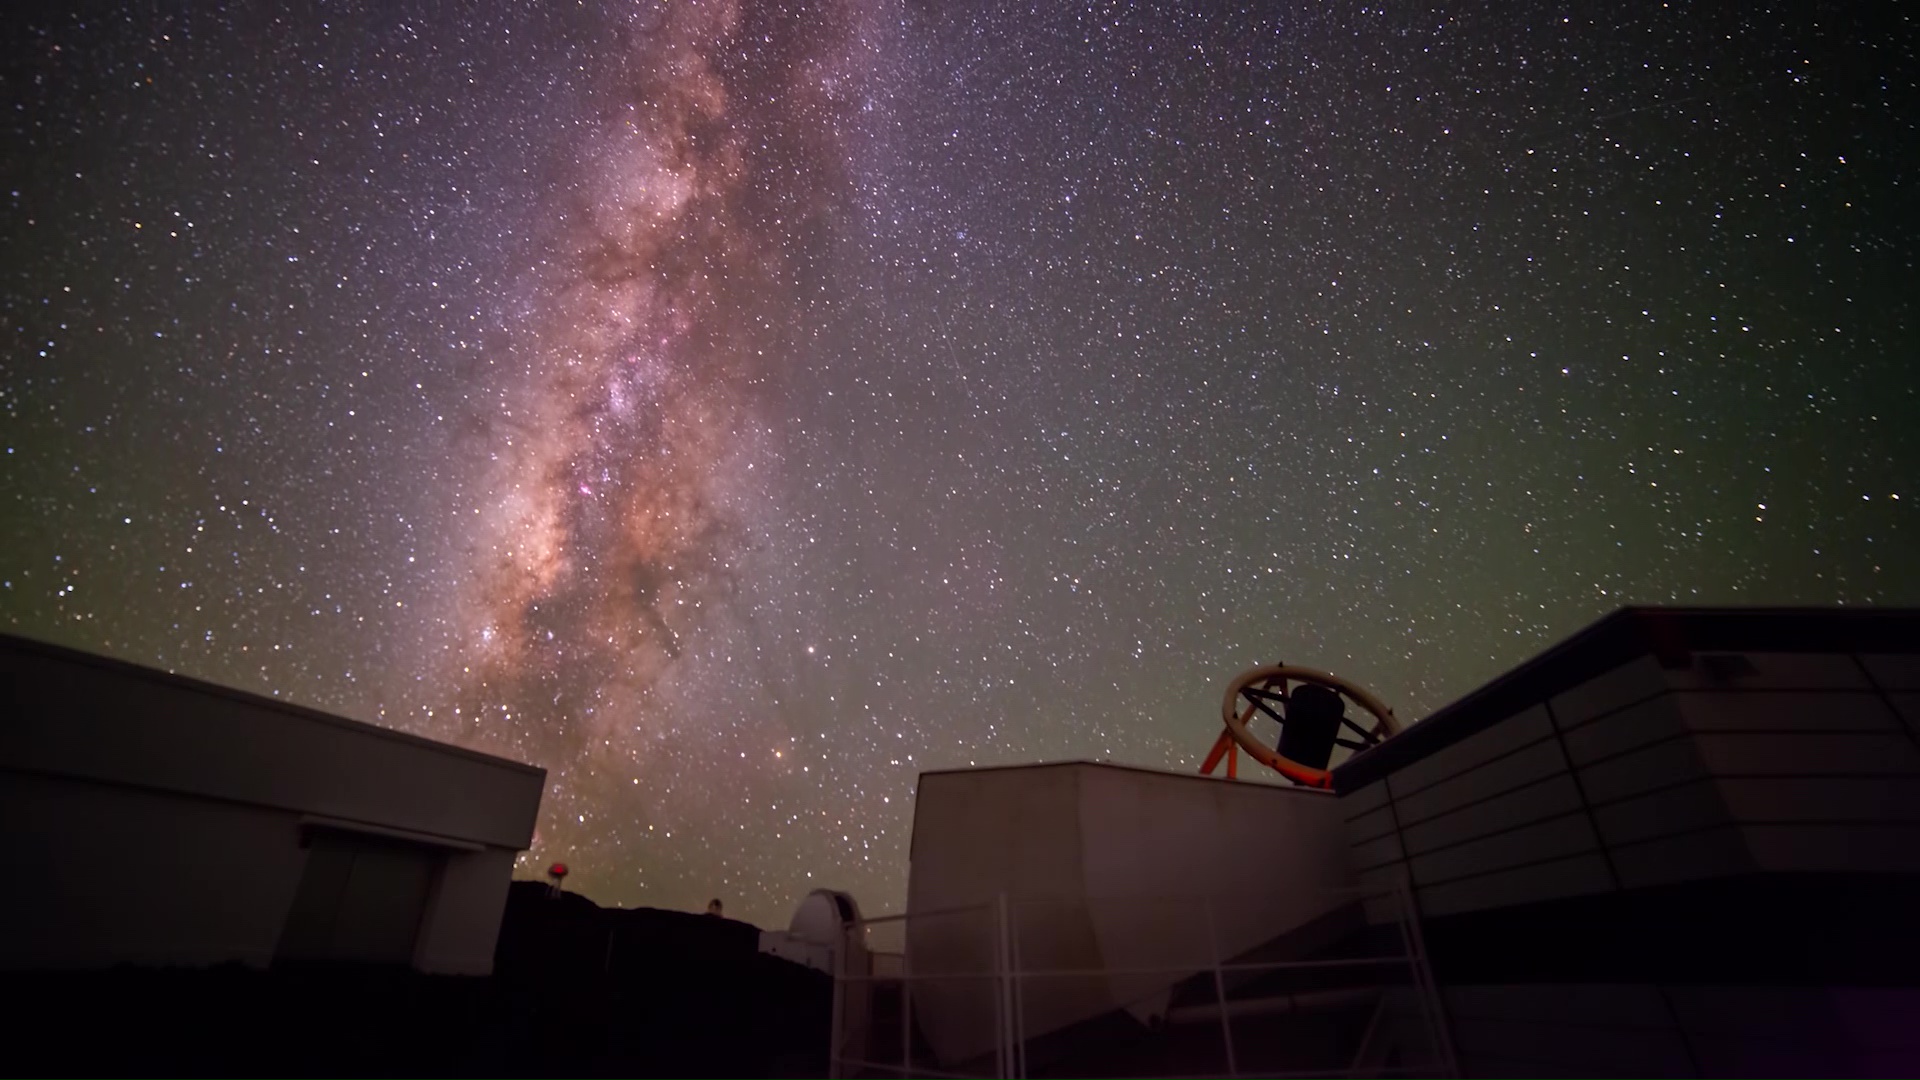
[1391,873,1458,1078]
[1204,899,1239,1078]
[1010,897,1028,1079]
[903,938,914,1077]
[995,893,1010,1079]
[828,920,846,1080]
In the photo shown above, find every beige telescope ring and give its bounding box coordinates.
[1219,664,1399,788]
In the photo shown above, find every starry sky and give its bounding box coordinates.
[4,0,1916,928]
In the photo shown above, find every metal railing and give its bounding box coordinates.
[829,882,1456,1079]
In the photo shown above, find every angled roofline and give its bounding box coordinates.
[2,631,545,777]
[1332,605,1920,792]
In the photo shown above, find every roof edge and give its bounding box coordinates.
[2,631,547,778]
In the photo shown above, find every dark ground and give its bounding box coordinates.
[11,881,831,1077]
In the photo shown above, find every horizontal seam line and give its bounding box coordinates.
[1404,804,1590,861]
[1587,772,1920,812]
[0,763,523,849]
[1381,733,1556,802]
[1555,687,1671,734]
[1573,726,1909,769]
[1397,772,1571,844]
[1559,685,1890,735]
[1606,818,1920,851]
[1393,758,1568,827]
[1343,800,1393,824]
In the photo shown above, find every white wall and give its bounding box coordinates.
[413,848,519,975]
[907,764,1086,1069]
[1338,637,1920,1076]
[905,762,1355,1068]
[0,769,308,969]
[0,635,543,975]
[2,639,544,848]
[1339,649,1920,923]
[1076,764,1352,1026]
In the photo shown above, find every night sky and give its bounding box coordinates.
[4,0,1916,928]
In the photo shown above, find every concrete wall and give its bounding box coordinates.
[0,635,544,975]
[1341,650,1920,921]
[906,762,1353,1068]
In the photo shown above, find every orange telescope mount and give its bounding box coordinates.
[1201,663,1400,788]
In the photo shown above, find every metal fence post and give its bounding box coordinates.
[828,920,846,1080]
[1391,872,1458,1077]
[902,927,913,1079]
[1204,898,1240,1078]
[996,893,1019,1079]
[1011,899,1027,1080]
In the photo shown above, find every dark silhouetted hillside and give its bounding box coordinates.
[11,881,829,1077]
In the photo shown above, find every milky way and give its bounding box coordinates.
[431,0,878,869]
[4,0,1915,927]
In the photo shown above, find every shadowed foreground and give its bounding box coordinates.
[13,881,830,1077]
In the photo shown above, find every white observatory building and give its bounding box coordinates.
[0,633,545,975]
[799,607,1920,1078]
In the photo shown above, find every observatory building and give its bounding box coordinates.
[0,633,545,975]
[811,607,1920,1078]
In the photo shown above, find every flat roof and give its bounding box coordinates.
[1332,606,1920,792]
[1,631,544,776]
[917,756,1333,794]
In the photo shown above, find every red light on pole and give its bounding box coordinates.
[548,862,568,896]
